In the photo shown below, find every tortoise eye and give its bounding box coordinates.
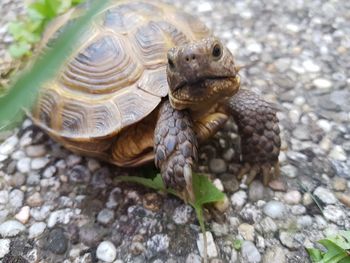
[212,43,222,59]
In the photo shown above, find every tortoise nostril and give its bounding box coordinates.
[192,55,196,60]
[185,56,190,62]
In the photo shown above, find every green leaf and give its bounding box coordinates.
[0,0,109,130]
[192,173,225,206]
[8,42,32,58]
[233,239,243,250]
[118,174,166,192]
[319,239,349,263]
[307,248,324,262]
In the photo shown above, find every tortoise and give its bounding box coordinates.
[31,0,281,199]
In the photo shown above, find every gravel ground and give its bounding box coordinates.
[1,0,350,262]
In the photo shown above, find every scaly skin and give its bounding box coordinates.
[155,37,281,198]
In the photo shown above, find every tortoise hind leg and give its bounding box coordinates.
[226,89,281,185]
[154,100,198,201]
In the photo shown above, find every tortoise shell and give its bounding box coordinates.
[31,0,212,165]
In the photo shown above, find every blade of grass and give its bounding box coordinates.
[0,0,110,131]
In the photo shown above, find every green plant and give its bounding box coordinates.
[0,0,110,131]
[307,231,350,263]
[8,0,85,58]
[118,173,226,263]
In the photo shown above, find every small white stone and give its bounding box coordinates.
[31,157,50,170]
[323,205,346,223]
[15,206,30,224]
[302,59,320,72]
[314,187,337,205]
[231,190,247,208]
[213,179,224,191]
[197,2,212,12]
[317,119,332,133]
[47,208,76,228]
[16,158,31,173]
[96,241,117,263]
[197,231,217,258]
[313,78,332,89]
[263,201,286,219]
[0,154,7,162]
[0,239,10,259]
[284,190,302,205]
[329,145,347,161]
[172,205,193,225]
[28,222,47,239]
[238,223,255,241]
[247,41,262,53]
[0,135,18,155]
[0,220,25,237]
[241,241,261,263]
[319,137,332,152]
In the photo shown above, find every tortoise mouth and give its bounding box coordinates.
[173,75,235,92]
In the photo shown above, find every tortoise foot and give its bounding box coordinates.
[237,161,280,185]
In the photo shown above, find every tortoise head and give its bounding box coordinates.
[166,37,240,111]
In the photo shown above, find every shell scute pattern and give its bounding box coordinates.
[34,0,212,144]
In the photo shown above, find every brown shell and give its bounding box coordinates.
[32,0,211,144]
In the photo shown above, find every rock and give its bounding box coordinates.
[329,145,347,161]
[281,164,298,178]
[15,206,30,224]
[43,166,57,178]
[0,220,25,237]
[332,177,347,191]
[9,189,24,209]
[26,192,44,207]
[336,192,350,207]
[30,205,51,221]
[47,208,76,228]
[211,222,228,237]
[80,224,107,247]
[323,205,346,224]
[292,125,310,140]
[302,59,320,73]
[297,215,313,228]
[313,78,332,89]
[220,173,240,193]
[238,223,255,241]
[302,193,314,206]
[66,154,82,167]
[241,241,261,263]
[96,241,117,263]
[314,187,337,205]
[31,157,50,170]
[209,158,227,174]
[263,246,286,263]
[279,231,302,249]
[0,135,18,155]
[29,222,47,239]
[258,217,278,234]
[87,158,101,172]
[16,157,31,173]
[231,190,247,209]
[25,145,47,157]
[291,205,306,215]
[97,209,114,225]
[68,165,91,183]
[46,228,68,255]
[0,239,10,259]
[248,181,265,202]
[263,201,286,219]
[197,231,218,258]
[172,205,193,225]
[147,234,170,254]
[283,190,302,205]
[0,190,8,204]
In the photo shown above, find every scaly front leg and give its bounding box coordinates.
[226,89,281,185]
[154,100,198,202]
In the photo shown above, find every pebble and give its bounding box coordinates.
[297,215,313,228]
[197,231,218,258]
[314,187,337,205]
[97,209,114,225]
[46,228,68,254]
[209,158,227,174]
[29,222,47,238]
[211,222,228,237]
[281,164,298,178]
[87,158,101,172]
[0,190,8,204]
[291,205,306,215]
[231,190,247,208]
[313,78,332,89]
[16,157,31,173]
[186,253,202,263]
[332,177,347,191]
[238,223,255,241]
[47,208,76,228]
[259,217,278,234]
[15,206,30,224]
[0,220,25,237]
[79,224,107,246]
[147,234,170,253]
[263,246,286,263]
[283,190,302,205]
[329,145,347,161]
[31,157,50,170]
[336,192,350,208]
[279,231,302,249]
[248,181,265,202]
[0,135,18,155]
[68,165,91,183]
[9,189,24,209]
[172,205,193,225]
[96,241,117,263]
[263,201,286,219]
[26,192,44,207]
[302,59,320,72]
[25,145,47,157]
[43,166,57,178]
[323,205,346,224]
[241,241,261,263]
[0,239,10,259]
